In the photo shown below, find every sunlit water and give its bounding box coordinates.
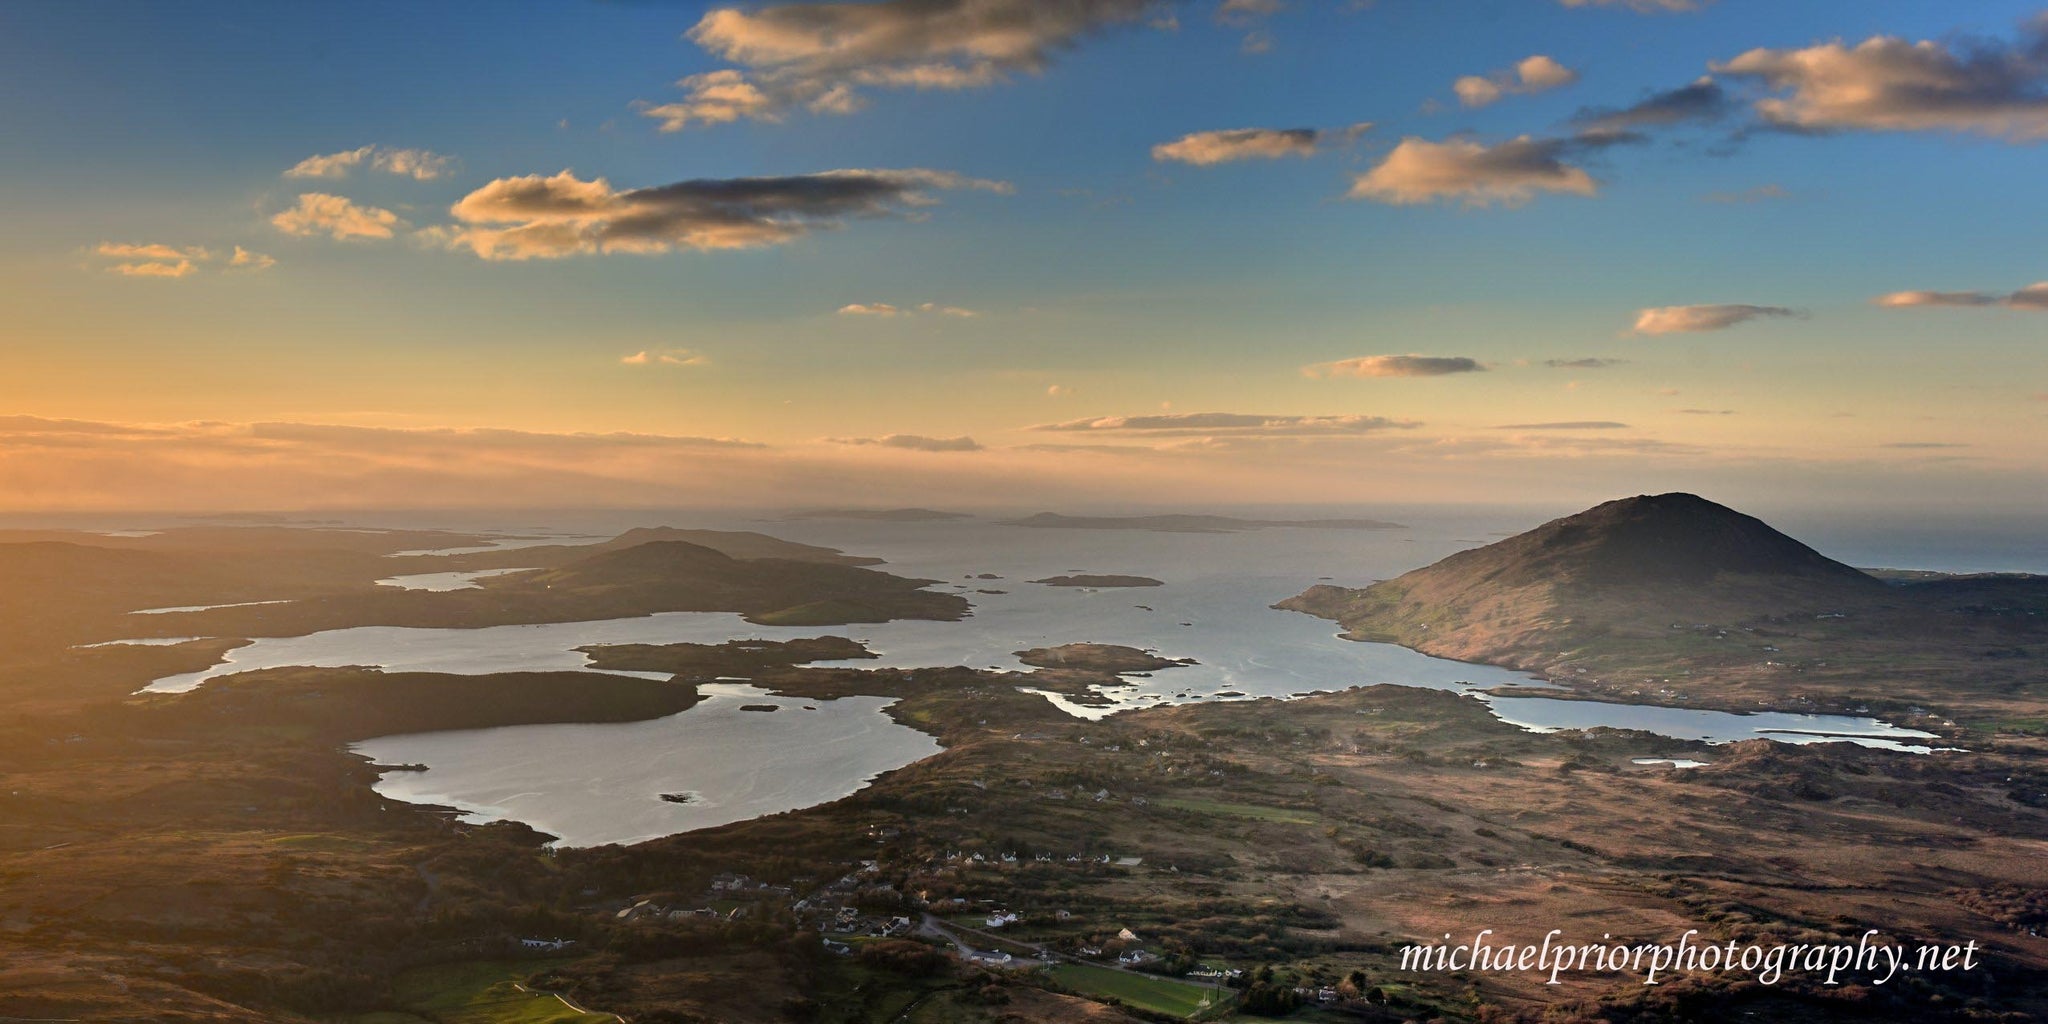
[353,683,938,848]
[101,511,1951,844]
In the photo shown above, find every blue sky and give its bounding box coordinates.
[0,0,2044,511]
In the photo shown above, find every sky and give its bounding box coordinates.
[1,0,2045,513]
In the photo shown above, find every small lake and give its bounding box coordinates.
[353,683,937,848]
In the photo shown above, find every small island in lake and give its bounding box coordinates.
[1029,574,1163,588]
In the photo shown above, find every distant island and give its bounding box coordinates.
[1002,512,1404,533]
[1030,574,1163,588]
[784,508,973,522]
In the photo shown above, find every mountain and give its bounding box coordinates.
[1279,493,1892,679]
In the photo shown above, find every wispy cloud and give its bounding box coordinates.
[1454,55,1578,108]
[1348,136,1597,207]
[1151,123,1370,165]
[286,145,457,181]
[438,168,1009,260]
[830,433,983,452]
[1572,77,1732,135]
[271,193,405,240]
[1543,357,1626,368]
[1631,303,1799,334]
[1304,354,1486,377]
[89,241,272,278]
[837,301,979,317]
[641,0,1159,130]
[1030,412,1420,436]
[620,349,708,367]
[1713,17,2048,141]
[1873,283,2048,310]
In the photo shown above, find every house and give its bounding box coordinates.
[822,939,853,956]
[520,938,574,951]
[985,911,1021,928]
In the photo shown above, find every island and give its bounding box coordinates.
[1001,512,1405,533]
[1029,574,1164,588]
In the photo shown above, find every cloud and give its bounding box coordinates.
[1880,442,1969,449]
[1153,127,1313,164]
[620,348,708,367]
[1874,283,2048,310]
[1046,384,1072,398]
[440,168,1009,260]
[1631,303,1799,334]
[831,433,983,452]
[1677,408,1735,415]
[1712,19,2048,140]
[1304,354,1486,377]
[89,241,270,278]
[108,259,199,278]
[285,145,456,181]
[1455,54,1579,108]
[838,301,978,317]
[1559,0,1708,11]
[1494,421,1629,430]
[228,246,277,271]
[1347,136,1597,207]
[1543,357,1626,368]
[643,0,1159,130]
[271,193,405,240]
[1151,122,1371,164]
[1572,77,1732,134]
[1030,412,1420,436]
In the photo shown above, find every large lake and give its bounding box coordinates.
[109,509,1945,844]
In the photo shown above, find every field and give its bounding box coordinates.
[1048,963,1227,1019]
[334,960,618,1024]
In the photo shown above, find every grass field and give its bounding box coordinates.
[1049,963,1226,1019]
[1153,796,1320,825]
[338,960,617,1024]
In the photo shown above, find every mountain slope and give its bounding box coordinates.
[1272,493,2048,721]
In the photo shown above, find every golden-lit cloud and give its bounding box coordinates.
[1454,55,1578,108]
[228,246,277,271]
[1494,421,1629,430]
[88,242,271,278]
[108,259,199,278]
[1031,412,1420,436]
[1304,354,1486,377]
[285,145,456,180]
[1713,20,2048,140]
[829,433,983,452]
[1873,283,2048,310]
[620,349,709,367]
[642,0,1158,130]
[440,168,1009,260]
[837,301,978,317]
[1348,136,1597,207]
[1631,303,1798,334]
[271,193,405,240]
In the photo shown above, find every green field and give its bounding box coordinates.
[1049,963,1227,1019]
[331,960,616,1024]
[1153,796,1320,825]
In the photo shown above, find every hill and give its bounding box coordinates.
[1280,493,2048,730]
